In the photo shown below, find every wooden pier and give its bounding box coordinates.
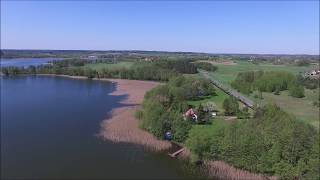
[168,148,185,158]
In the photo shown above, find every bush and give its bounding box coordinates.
[288,83,305,98]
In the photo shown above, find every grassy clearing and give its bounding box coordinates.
[83,62,134,70]
[188,88,229,113]
[209,61,316,84]
[250,89,319,128]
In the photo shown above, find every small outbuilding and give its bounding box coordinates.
[184,108,198,121]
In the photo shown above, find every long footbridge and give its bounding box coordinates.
[199,70,255,109]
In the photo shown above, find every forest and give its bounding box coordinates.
[230,71,309,98]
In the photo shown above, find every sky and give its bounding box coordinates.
[1,1,319,55]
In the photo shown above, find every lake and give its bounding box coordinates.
[0,58,64,67]
[0,76,202,179]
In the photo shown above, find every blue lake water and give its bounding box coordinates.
[0,58,64,67]
[0,76,202,179]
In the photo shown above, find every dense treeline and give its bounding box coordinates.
[138,76,216,142]
[193,62,218,72]
[153,60,198,74]
[51,58,89,67]
[295,60,310,66]
[186,104,319,179]
[1,59,199,81]
[0,64,178,81]
[231,71,305,98]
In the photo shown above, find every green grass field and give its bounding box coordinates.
[187,88,229,113]
[250,89,319,128]
[208,61,316,84]
[204,60,319,128]
[83,62,134,70]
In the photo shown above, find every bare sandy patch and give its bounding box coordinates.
[98,79,172,151]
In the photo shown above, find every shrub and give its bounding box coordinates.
[288,83,305,98]
[222,97,239,116]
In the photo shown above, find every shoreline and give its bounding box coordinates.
[35,74,172,151]
[13,74,276,179]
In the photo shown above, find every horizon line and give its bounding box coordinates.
[1,48,319,56]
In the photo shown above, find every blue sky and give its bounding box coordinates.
[1,1,319,54]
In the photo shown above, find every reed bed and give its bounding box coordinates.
[100,107,171,151]
[204,161,277,180]
[99,79,171,151]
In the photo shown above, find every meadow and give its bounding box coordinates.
[205,60,319,128]
[187,88,229,113]
[250,89,319,128]
[208,60,316,84]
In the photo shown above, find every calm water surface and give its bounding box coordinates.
[0,58,64,67]
[1,76,202,179]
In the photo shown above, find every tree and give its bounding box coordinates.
[84,68,96,79]
[223,97,239,116]
[196,103,208,123]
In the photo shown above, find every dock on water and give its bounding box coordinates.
[168,148,185,158]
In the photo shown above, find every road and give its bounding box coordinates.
[199,70,255,109]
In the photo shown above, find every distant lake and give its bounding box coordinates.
[1,76,201,179]
[0,58,64,68]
